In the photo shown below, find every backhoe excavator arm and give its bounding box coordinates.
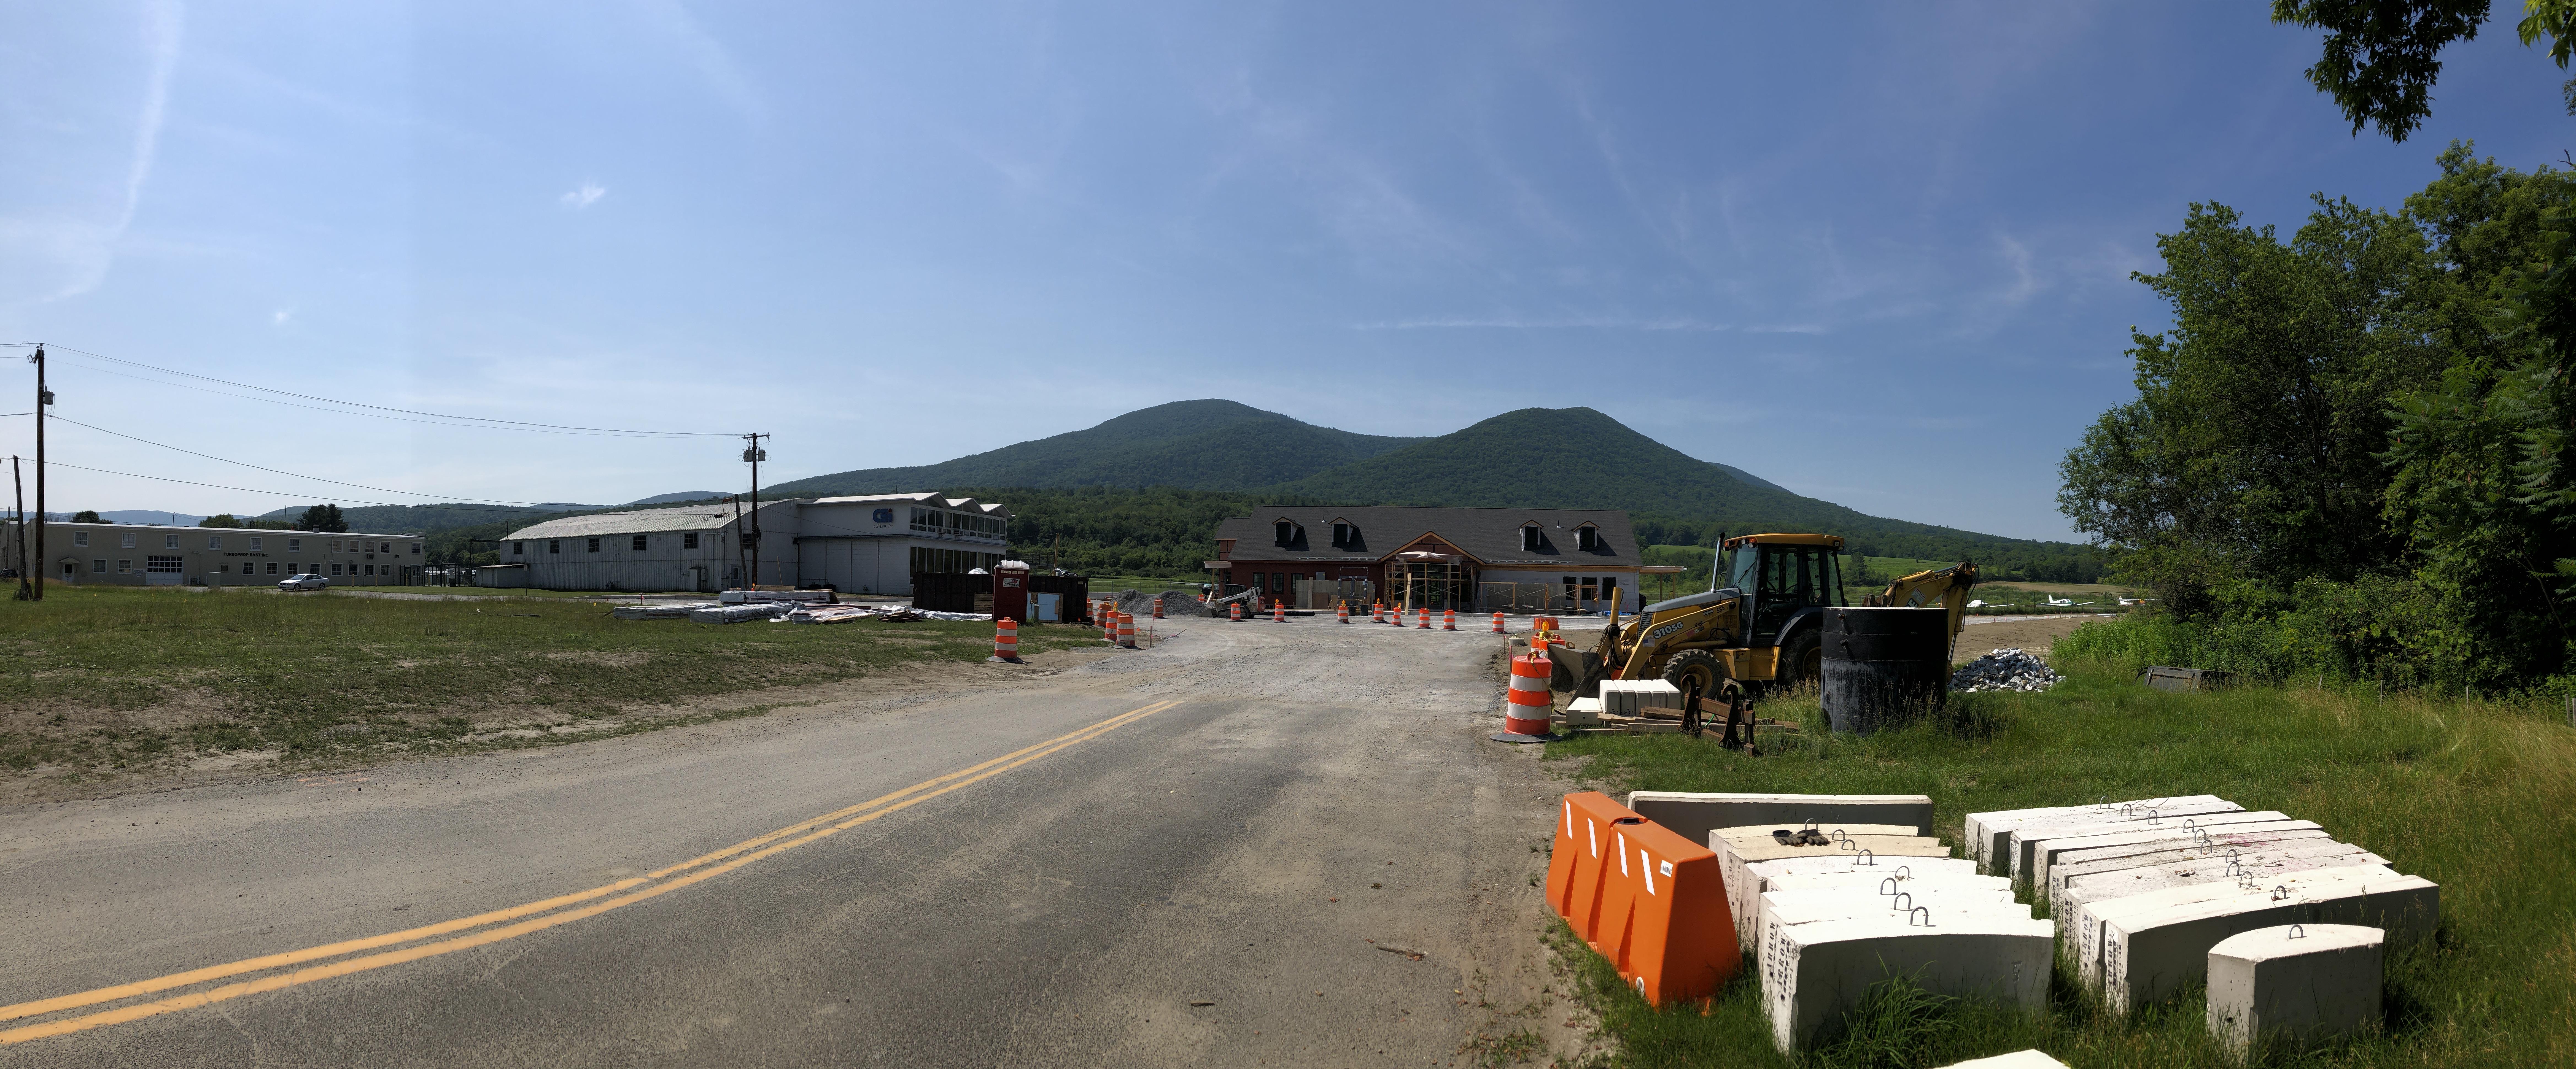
[1866,561,1980,662]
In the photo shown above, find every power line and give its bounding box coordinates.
[49,359,716,439]
[37,460,526,513]
[39,413,549,506]
[1,341,732,439]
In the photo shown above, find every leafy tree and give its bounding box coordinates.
[298,504,348,533]
[70,510,101,523]
[198,514,244,528]
[2272,0,2576,141]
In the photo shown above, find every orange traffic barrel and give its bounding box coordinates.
[1103,606,1118,644]
[1494,652,1556,742]
[1337,602,1349,623]
[1152,598,1165,619]
[991,618,1020,662]
[1273,599,1285,623]
[1117,612,1137,649]
[1443,608,1457,631]
[1492,610,1506,634]
[1230,601,1242,621]
[1416,607,1430,630]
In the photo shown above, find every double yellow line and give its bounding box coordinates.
[0,699,1182,1046]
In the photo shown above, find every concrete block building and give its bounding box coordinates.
[498,492,1010,594]
[1210,506,1642,613]
[1,520,425,587]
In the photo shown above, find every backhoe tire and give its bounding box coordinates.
[1661,649,1724,700]
[1778,628,1823,690]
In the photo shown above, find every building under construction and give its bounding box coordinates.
[1209,506,1646,614]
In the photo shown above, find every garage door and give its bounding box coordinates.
[145,556,183,586]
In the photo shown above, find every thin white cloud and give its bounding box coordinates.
[1350,316,1729,331]
[561,182,606,209]
[26,0,184,304]
[643,0,766,127]
[272,308,292,325]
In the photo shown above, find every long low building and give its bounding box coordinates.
[2,521,426,587]
[497,492,1009,594]
[1211,505,1643,613]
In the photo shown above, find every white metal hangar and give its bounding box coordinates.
[498,492,1010,594]
[1,520,427,587]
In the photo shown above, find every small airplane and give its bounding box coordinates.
[2116,596,2144,606]
[2044,595,2098,608]
[1967,599,2017,609]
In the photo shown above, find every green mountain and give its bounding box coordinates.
[763,399,1424,497]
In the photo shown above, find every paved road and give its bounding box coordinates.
[0,616,1578,1067]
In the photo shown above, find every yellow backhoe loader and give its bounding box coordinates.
[1557,533,1979,745]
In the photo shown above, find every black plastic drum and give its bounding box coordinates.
[1819,607,1949,734]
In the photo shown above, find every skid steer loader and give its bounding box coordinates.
[1550,533,1979,746]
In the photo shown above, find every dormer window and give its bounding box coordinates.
[1520,524,1542,552]
[1332,522,1355,546]
[1274,520,1301,545]
[1575,523,1601,551]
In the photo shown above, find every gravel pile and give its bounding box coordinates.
[1111,589,1205,618]
[1950,647,2061,692]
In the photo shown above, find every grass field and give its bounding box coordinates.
[0,585,1103,786]
[1542,658,2575,1068]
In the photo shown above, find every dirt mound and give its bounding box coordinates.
[1111,589,1206,618]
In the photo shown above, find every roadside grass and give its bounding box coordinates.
[1540,663,2576,1068]
[2,585,1103,784]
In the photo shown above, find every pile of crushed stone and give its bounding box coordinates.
[1109,589,1206,618]
[1950,647,2061,692]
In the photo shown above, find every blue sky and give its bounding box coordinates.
[2,2,2569,541]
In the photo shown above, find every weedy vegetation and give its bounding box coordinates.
[1541,650,2576,1068]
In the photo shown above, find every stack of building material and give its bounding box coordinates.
[783,604,872,623]
[718,589,837,605]
[612,603,720,620]
[1964,796,2437,1017]
[1596,679,1682,715]
[689,602,796,624]
[1713,817,2050,1052]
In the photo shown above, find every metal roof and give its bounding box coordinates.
[502,501,799,540]
[1213,506,1637,566]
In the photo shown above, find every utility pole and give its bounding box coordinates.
[742,433,768,589]
[12,455,25,600]
[29,345,45,601]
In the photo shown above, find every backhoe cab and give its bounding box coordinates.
[1579,533,1978,717]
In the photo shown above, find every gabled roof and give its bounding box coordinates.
[503,500,799,541]
[1213,506,1636,566]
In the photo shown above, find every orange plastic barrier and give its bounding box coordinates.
[1544,792,1737,1007]
[1443,608,1457,631]
[1102,606,1116,643]
[992,618,1019,662]
[1417,608,1431,630]
[1337,602,1349,624]
[1373,601,1386,624]
[1230,601,1242,621]
[1492,610,1506,634]
[1153,598,1165,619]
[1273,599,1285,623]
[1117,612,1137,649]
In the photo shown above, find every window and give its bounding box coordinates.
[147,557,181,575]
[330,540,342,551]
[586,538,601,553]
[364,564,374,576]
[381,541,392,553]
[74,531,88,547]
[1575,525,1599,552]
[683,532,699,549]
[288,562,299,573]
[1331,522,1357,545]
[331,564,342,575]
[208,536,222,550]
[93,559,106,573]
[513,542,524,555]
[1522,525,1542,551]
[266,563,278,575]
[411,543,421,554]
[631,535,648,551]
[1270,572,1286,595]
[117,560,131,573]
[548,540,561,554]
[287,538,300,552]
[122,533,136,548]
[1274,520,1296,545]
[249,537,264,551]
[164,534,180,549]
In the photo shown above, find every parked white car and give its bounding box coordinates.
[279,573,330,591]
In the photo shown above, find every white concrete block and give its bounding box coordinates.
[2048,828,2336,899]
[2101,874,2434,1015]
[2005,800,2252,878]
[1715,822,1920,843]
[1721,836,1957,951]
[2053,843,2388,937]
[2207,924,2385,1061]
[1965,795,2237,871]
[1731,857,1988,954]
[2070,864,2397,991]
[1599,678,1682,715]
[1762,915,2054,1052]
[2026,813,2312,889]
[1632,791,1937,846]
[1936,1051,2070,1069]
[1763,888,2027,947]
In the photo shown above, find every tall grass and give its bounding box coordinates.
[1543,657,2576,1067]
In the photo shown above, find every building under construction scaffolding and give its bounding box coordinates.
[1209,506,1644,614]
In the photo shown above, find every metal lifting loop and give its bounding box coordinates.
[1908,906,1931,927]
[2288,924,2306,939]
[1802,818,1818,834]
[1894,866,1911,880]
[1879,877,1899,896]
[1891,892,1913,913]
[1849,848,1875,870]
